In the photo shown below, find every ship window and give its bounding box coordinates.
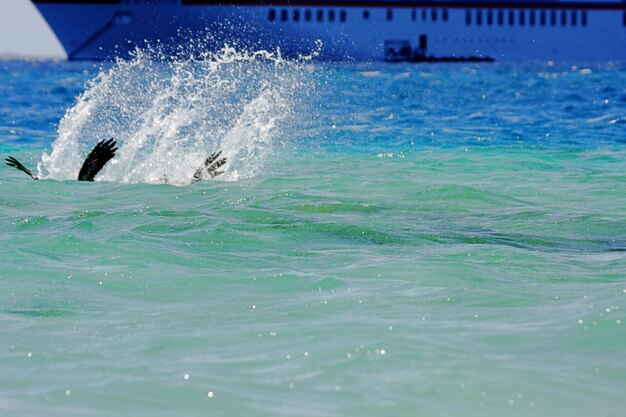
[281,9,288,22]
[328,10,335,22]
[571,11,577,26]
[431,9,438,21]
[550,10,557,26]
[412,9,416,21]
[529,10,535,26]
[519,10,525,26]
[443,9,448,21]
[293,9,300,22]
[487,9,493,25]
[540,10,546,26]
[422,10,427,21]
[508,10,514,26]
[582,11,588,26]
[387,8,393,21]
[305,9,312,22]
[340,10,346,22]
[561,10,567,26]
[268,9,276,22]
[465,10,471,25]
[317,9,323,22]
[363,9,369,20]
[476,10,482,25]
[498,10,504,26]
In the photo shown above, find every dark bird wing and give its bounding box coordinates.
[206,151,227,178]
[5,156,38,180]
[78,138,118,182]
[192,150,227,183]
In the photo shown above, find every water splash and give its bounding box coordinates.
[39,44,318,185]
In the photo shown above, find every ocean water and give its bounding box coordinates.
[1,51,625,417]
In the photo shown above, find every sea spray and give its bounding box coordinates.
[38,44,318,185]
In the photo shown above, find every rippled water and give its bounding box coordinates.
[1,55,625,417]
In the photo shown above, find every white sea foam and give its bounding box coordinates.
[39,44,318,185]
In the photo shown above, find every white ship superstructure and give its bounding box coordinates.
[32,0,626,61]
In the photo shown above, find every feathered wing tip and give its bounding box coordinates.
[77,138,118,182]
[191,150,228,183]
[5,156,38,180]
[206,150,228,178]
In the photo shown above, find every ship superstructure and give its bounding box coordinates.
[32,0,626,61]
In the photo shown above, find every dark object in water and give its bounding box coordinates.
[384,39,494,63]
[5,156,39,180]
[411,55,495,63]
[78,138,118,181]
[7,139,226,184]
[192,150,227,183]
[6,138,118,182]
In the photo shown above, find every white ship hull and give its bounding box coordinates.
[32,0,626,61]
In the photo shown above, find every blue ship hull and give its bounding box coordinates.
[33,0,626,61]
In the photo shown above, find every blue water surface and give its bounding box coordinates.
[1,57,625,417]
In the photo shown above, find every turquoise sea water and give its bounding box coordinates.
[1,54,625,416]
